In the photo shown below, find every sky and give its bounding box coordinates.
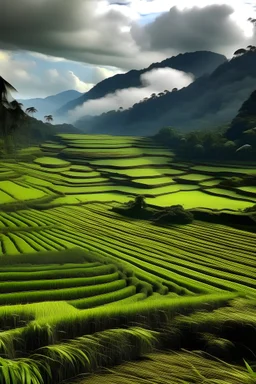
[0,0,255,99]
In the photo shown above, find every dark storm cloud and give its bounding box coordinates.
[131,4,254,53]
[0,0,144,69]
[0,0,254,70]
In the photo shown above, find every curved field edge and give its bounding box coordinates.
[1,294,255,384]
[72,350,256,384]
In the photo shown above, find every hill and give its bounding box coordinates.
[0,103,81,150]
[75,51,256,136]
[56,51,227,117]
[14,117,82,147]
[226,88,256,141]
[18,89,83,121]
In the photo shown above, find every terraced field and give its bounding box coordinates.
[0,134,255,210]
[0,134,255,383]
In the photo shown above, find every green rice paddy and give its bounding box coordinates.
[34,157,71,167]
[0,134,255,383]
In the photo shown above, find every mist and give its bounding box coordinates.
[68,67,194,122]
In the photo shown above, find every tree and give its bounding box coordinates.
[127,195,146,211]
[0,76,17,105]
[233,48,247,56]
[172,87,178,92]
[0,77,26,148]
[26,107,38,117]
[153,205,194,225]
[248,17,256,25]
[247,45,256,52]
[44,114,53,123]
[154,127,182,148]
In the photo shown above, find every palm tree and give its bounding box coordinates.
[248,17,256,25]
[0,76,17,105]
[233,48,247,56]
[0,76,26,141]
[44,114,53,123]
[26,107,38,117]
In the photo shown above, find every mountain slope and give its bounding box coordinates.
[0,103,81,148]
[56,51,227,116]
[226,88,256,141]
[76,51,256,136]
[18,90,83,120]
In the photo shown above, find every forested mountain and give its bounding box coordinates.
[0,103,81,151]
[18,90,82,121]
[226,89,256,141]
[76,51,256,136]
[56,51,227,117]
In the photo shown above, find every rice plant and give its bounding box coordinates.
[35,326,158,383]
[0,356,46,384]
[78,350,256,384]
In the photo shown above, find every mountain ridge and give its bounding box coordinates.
[18,90,83,121]
[56,51,227,117]
[75,51,256,136]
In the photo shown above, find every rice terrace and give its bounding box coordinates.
[0,132,255,383]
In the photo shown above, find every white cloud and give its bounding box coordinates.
[28,52,67,62]
[0,50,95,98]
[131,4,256,58]
[91,66,125,83]
[69,67,194,120]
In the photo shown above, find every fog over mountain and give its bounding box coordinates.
[69,68,194,121]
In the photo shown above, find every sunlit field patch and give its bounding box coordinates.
[191,165,256,176]
[0,180,47,201]
[177,173,213,182]
[34,157,70,168]
[147,190,255,210]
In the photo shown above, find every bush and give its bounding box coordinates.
[244,204,256,213]
[153,205,194,225]
[126,195,147,211]
[219,177,244,187]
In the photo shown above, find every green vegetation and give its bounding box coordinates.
[76,350,256,384]
[34,157,70,168]
[154,124,256,162]
[0,133,255,383]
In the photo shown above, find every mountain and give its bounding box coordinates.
[76,51,256,136]
[226,89,256,141]
[18,90,83,121]
[0,103,81,149]
[56,51,227,117]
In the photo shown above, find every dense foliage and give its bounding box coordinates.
[154,122,255,162]
[153,205,194,224]
[74,51,256,136]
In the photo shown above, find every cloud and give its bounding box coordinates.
[0,0,254,73]
[0,0,154,70]
[0,50,95,98]
[131,4,256,57]
[69,67,194,121]
[90,66,125,83]
[28,52,67,62]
